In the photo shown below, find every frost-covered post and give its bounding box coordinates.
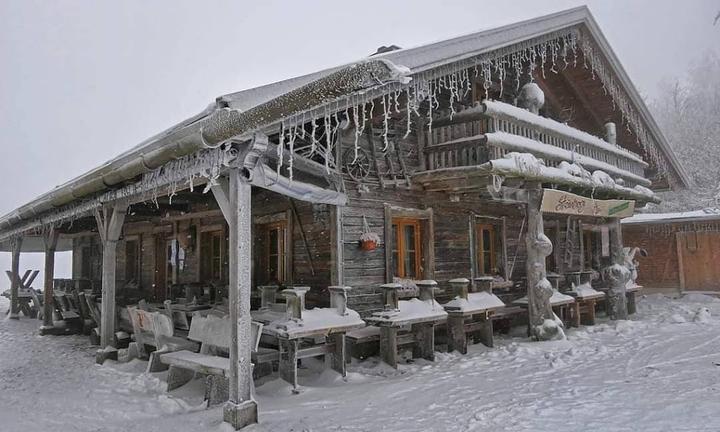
[40,227,59,333]
[9,236,23,319]
[94,203,127,357]
[220,168,258,430]
[525,182,562,340]
[605,219,628,320]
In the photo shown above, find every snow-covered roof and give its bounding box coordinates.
[622,208,720,225]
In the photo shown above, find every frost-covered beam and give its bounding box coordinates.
[95,203,127,354]
[221,168,258,429]
[40,227,59,333]
[9,236,22,320]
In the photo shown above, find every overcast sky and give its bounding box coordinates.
[1,0,718,285]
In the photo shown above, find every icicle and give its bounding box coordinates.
[310,118,318,156]
[403,87,412,139]
[277,121,285,176]
[381,94,390,151]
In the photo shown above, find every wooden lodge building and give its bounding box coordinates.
[0,7,689,429]
[623,209,720,294]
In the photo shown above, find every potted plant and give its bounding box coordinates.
[359,231,380,251]
[359,215,380,251]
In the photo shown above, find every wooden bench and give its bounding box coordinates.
[127,307,198,373]
[160,315,275,406]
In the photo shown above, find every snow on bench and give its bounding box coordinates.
[444,291,506,314]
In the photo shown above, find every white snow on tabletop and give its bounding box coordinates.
[369,298,448,324]
[263,307,365,338]
[514,290,575,306]
[444,291,506,313]
[567,282,605,300]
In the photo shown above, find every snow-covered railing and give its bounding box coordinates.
[423,100,650,186]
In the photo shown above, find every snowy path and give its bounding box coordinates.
[1,294,719,432]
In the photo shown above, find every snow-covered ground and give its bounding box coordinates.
[1,293,719,432]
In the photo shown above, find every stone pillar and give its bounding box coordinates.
[525,183,562,341]
[328,286,351,316]
[41,227,59,332]
[95,204,127,350]
[9,236,23,319]
[380,283,401,311]
[605,219,628,320]
[223,168,258,430]
[416,280,437,302]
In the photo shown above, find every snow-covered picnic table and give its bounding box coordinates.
[443,278,506,353]
[365,281,449,368]
[513,289,579,327]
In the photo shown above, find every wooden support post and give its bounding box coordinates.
[330,205,344,286]
[41,227,59,332]
[95,204,127,349]
[525,183,559,340]
[606,219,628,320]
[379,326,398,368]
[221,168,258,429]
[9,236,22,319]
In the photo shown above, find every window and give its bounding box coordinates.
[391,218,422,279]
[200,230,226,282]
[257,221,288,284]
[476,223,496,276]
[583,230,599,270]
[125,239,141,284]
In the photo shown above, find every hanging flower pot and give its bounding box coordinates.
[359,215,380,251]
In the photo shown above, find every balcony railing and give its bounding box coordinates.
[422,100,650,187]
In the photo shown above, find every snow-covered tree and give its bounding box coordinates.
[649,51,720,211]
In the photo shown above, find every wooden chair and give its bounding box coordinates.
[126,306,198,373]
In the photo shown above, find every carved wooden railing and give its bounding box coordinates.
[423,101,649,186]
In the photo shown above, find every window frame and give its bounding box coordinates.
[384,205,434,283]
[475,223,496,276]
[260,220,289,284]
[391,217,423,279]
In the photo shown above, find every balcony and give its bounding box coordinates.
[418,100,651,191]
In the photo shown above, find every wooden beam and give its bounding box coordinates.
[222,168,258,428]
[95,203,128,348]
[210,177,232,222]
[41,227,59,331]
[9,236,22,319]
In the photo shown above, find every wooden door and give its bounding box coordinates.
[677,231,720,291]
[154,237,174,301]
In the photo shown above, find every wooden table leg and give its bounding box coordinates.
[447,314,467,354]
[279,338,299,391]
[379,326,398,368]
[581,299,596,326]
[329,333,346,377]
[627,292,637,315]
[572,302,580,328]
[477,313,494,348]
[412,323,435,362]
